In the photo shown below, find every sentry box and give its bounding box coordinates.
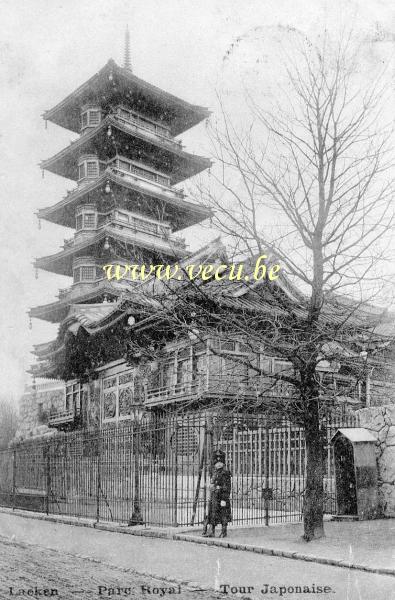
[331,428,379,520]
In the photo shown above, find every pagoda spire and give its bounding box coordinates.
[124,26,132,72]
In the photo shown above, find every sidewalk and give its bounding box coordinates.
[0,507,394,576]
[179,519,395,575]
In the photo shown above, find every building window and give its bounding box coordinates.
[65,382,81,413]
[86,161,98,178]
[76,208,97,231]
[78,156,99,182]
[81,266,96,281]
[272,359,293,376]
[76,214,83,231]
[89,110,100,125]
[147,359,173,394]
[73,265,96,283]
[102,369,139,422]
[81,107,102,131]
[83,212,96,228]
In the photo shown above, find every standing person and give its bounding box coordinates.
[203,451,232,538]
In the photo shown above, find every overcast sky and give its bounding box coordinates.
[0,0,394,401]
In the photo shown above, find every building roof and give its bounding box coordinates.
[29,280,127,323]
[331,428,377,443]
[37,169,212,230]
[43,60,210,136]
[40,115,211,184]
[34,224,188,276]
[30,239,395,375]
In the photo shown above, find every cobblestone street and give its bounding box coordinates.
[0,537,219,600]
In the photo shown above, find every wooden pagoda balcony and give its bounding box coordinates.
[106,161,185,200]
[145,373,294,407]
[37,167,213,232]
[145,352,295,408]
[145,371,364,407]
[63,209,186,252]
[40,115,211,183]
[35,212,187,277]
[107,112,184,151]
[48,406,80,428]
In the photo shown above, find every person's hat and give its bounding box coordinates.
[213,449,225,462]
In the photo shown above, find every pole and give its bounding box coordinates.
[190,426,206,525]
[45,443,50,515]
[129,421,144,525]
[172,422,178,527]
[264,421,270,526]
[202,415,213,534]
[12,447,16,510]
[96,429,101,523]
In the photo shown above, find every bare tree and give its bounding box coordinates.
[53,33,394,541]
[0,397,18,449]
[188,33,394,540]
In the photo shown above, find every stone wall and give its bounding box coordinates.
[370,379,395,407]
[357,404,395,516]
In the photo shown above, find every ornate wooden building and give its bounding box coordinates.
[29,44,216,428]
[27,42,395,436]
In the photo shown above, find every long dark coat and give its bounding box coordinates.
[207,468,232,525]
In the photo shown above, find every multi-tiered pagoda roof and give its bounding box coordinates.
[30,57,212,327]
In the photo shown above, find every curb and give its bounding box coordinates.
[1,507,394,578]
[173,534,395,577]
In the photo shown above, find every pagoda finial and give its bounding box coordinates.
[124,26,132,72]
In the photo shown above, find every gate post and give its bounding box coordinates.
[96,428,101,523]
[172,421,178,527]
[264,421,270,526]
[45,442,51,515]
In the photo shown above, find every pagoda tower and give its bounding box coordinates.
[30,52,211,327]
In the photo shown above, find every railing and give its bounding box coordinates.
[147,380,203,404]
[108,165,184,198]
[48,408,78,427]
[113,114,183,150]
[146,373,295,405]
[0,411,360,526]
[62,216,186,252]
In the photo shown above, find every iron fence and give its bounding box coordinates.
[0,411,359,527]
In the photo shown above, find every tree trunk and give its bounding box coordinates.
[303,400,325,541]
